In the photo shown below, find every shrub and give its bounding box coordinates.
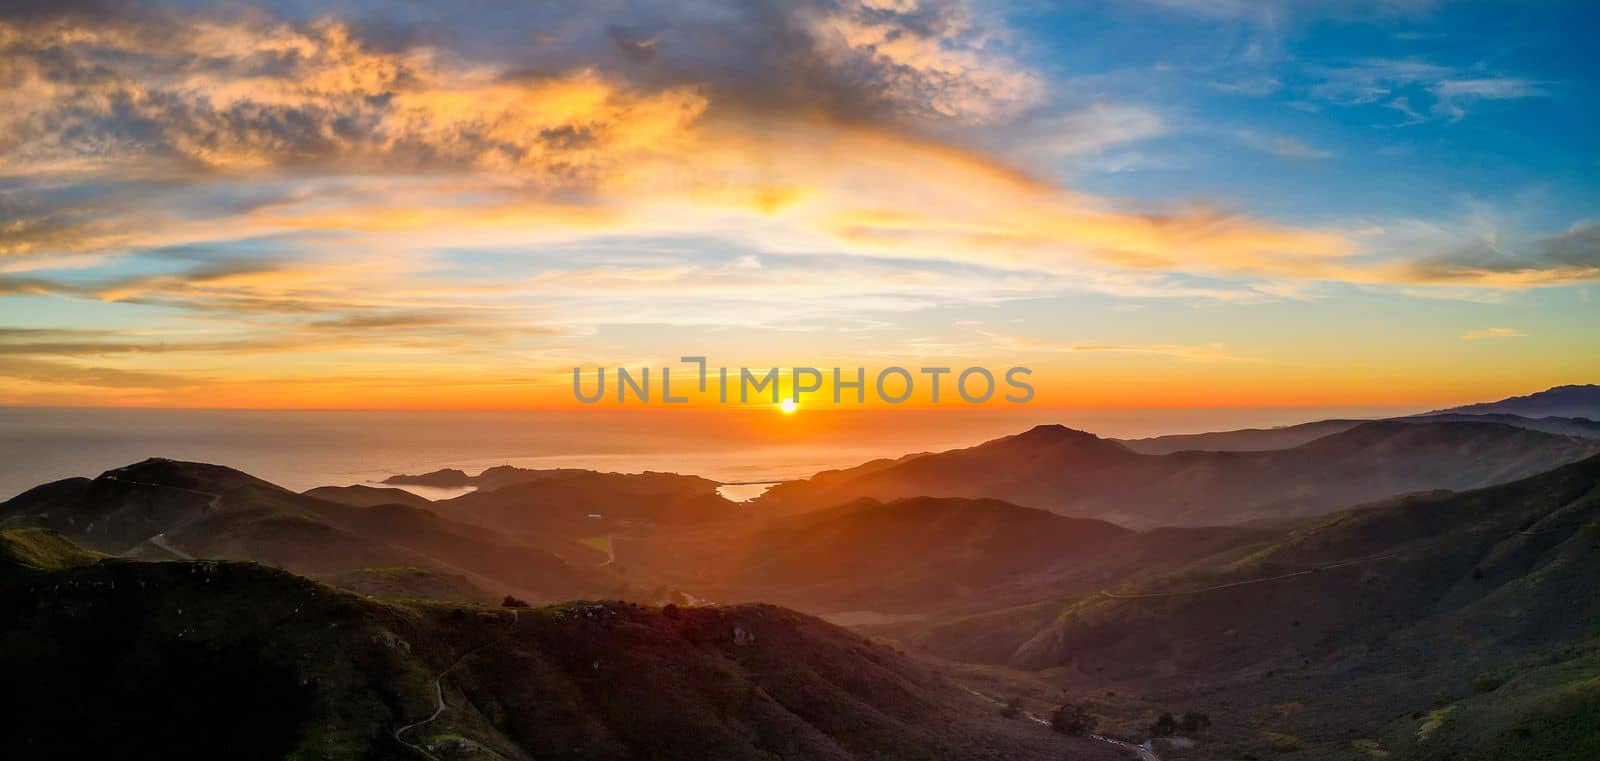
[1472,672,1508,693]
[1150,712,1179,737]
[1179,711,1212,734]
[1051,702,1098,736]
[502,595,530,608]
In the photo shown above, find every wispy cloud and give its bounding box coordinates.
[977,331,1264,363]
[1235,131,1333,159]
[1306,58,1547,123]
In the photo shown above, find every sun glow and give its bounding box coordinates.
[779,399,799,414]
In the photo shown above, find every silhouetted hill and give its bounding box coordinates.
[757,421,1600,526]
[382,467,472,487]
[383,464,725,496]
[0,458,611,603]
[1429,383,1600,419]
[437,468,739,538]
[303,484,435,508]
[1119,412,1600,455]
[0,547,1116,761]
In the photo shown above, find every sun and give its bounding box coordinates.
[779,399,799,414]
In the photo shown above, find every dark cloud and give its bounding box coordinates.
[0,0,128,22]
[1406,223,1600,283]
[606,25,658,63]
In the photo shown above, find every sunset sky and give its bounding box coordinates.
[0,0,1595,409]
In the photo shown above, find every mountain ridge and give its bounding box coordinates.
[756,419,1600,527]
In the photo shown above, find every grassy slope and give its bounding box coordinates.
[1381,638,1600,761]
[0,526,104,572]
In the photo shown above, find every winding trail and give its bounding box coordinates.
[394,609,520,760]
[101,471,219,559]
[955,684,1159,761]
[1090,734,1159,761]
[146,533,194,560]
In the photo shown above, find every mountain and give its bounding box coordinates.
[1396,412,1600,438]
[303,483,435,508]
[435,468,740,539]
[1118,419,1366,454]
[756,421,1600,526]
[0,458,611,603]
[1010,450,1600,672]
[625,496,1272,615]
[0,539,1118,761]
[1428,384,1600,419]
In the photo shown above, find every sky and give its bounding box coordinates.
[0,0,1595,410]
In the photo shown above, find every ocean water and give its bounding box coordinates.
[0,405,1416,499]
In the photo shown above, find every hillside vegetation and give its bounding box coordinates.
[0,542,1117,761]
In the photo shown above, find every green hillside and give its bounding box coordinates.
[0,527,104,572]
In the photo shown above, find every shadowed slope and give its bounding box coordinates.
[0,546,1118,761]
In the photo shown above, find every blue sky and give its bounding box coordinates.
[0,0,1593,408]
[1007,1,1597,227]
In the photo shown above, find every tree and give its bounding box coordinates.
[1050,702,1098,736]
[1149,712,1179,737]
[1179,712,1211,734]
[501,595,530,608]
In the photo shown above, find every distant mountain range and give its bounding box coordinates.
[1427,383,1600,419]
[756,419,1600,526]
[1118,412,1600,455]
